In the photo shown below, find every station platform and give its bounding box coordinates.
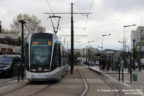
[89,65,144,95]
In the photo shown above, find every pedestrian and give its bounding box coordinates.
[99,58,103,70]
[101,58,106,70]
[106,60,111,71]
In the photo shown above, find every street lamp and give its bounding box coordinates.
[18,20,26,82]
[88,41,95,44]
[98,46,103,52]
[125,45,132,83]
[124,24,136,27]
[122,24,136,82]
[118,41,132,82]
[98,46,103,49]
[118,41,125,82]
[86,41,94,66]
[102,34,111,52]
[0,20,1,33]
[123,24,136,52]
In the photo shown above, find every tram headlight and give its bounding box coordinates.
[31,69,36,72]
[44,68,49,72]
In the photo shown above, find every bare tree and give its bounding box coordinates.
[10,13,46,37]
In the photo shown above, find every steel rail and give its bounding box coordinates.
[89,67,120,96]
[79,69,88,96]
[0,82,29,96]
[101,77,120,96]
[0,77,17,87]
[29,84,52,96]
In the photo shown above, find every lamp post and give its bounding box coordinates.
[125,44,132,83]
[0,20,1,33]
[98,46,103,49]
[88,45,92,66]
[125,45,133,83]
[118,41,125,82]
[122,24,136,82]
[118,41,131,82]
[123,24,136,53]
[102,34,111,52]
[18,20,26,81]
[86,41,94,66]
[132,39,136,83]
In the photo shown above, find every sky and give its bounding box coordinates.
[0,0,144,50]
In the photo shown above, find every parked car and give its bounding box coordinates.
[0,55,21,76]
[95,61,100,65]
[91,61,95,66]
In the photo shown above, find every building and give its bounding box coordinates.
[0,43,20,54]
[74,47,99,56]
[131,26,144,57]
[0,31,20,54]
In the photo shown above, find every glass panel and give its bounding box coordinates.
[30,38,52,65]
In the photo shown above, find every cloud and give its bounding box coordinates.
[102,0,144,12]
[0,0,144,49]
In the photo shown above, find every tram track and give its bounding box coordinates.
[0,77,17,87]
[0,80,58,96]
[28,83,54,96]
[90,68,121,96]
[99,76,120,96]
[0,82,29,96]
[79,67,120,96]
[79,69,88,96]
[89,67,132,96]
[0,67,123,96]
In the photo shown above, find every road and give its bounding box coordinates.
[0,76,18,88]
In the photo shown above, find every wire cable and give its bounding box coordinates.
[89,0,94,11]
[83,0,95,30]
[74,0,94,31]
[46,0,53,13]
[46,0,61,33]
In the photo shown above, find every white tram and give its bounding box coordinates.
[25,33,69,81]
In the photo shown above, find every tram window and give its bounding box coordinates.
[30,38,52,66]
[51,43,61,70]
[31,45,51,65]
[58,44,61,66]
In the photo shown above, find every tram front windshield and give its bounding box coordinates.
[30,37,52,66]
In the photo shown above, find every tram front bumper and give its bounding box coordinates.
[26,68,61,81]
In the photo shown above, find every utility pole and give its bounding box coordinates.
[140,29,143,57]
[139,28,143,71]
[71,3,74,74]
[102,34,111,53]
[0,21,1,33]
[122,24,135,82]
[132,39,135,83]
[18,20,26,81]
[44,3,91,75]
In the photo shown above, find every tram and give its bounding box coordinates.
[25,33,69,81]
